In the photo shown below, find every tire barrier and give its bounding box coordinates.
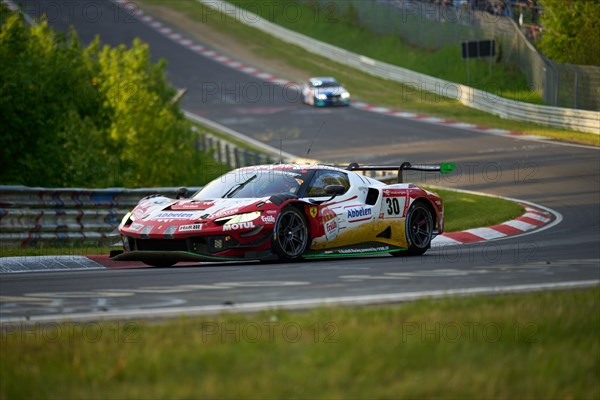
[0,186,199,248]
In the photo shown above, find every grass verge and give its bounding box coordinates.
[0,246,117,258]
[2,287,598,399]
[428,186,523,232]
[142,0,599,146]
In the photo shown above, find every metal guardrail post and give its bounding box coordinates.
[234,147,241,168]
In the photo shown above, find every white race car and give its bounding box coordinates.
[301,77,350,106]
[112,163,454,266]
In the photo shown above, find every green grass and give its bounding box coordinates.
[431,187,524,232]
[142,0,599,146]
[2,287,598,399]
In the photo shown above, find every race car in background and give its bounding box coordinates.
[112,163,455,266]
[301,77,351,106]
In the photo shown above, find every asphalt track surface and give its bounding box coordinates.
[1,0,599,322]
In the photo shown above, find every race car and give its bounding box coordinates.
[112,163,455,266]
[301,77,350,106]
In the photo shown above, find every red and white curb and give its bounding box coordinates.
[432,202,559,248]
[112,0,555,142]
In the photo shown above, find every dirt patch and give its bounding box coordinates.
[138,2,310,83]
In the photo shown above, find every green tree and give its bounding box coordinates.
[0,12,219,188]
[538,0,600,66]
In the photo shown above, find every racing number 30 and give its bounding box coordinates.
[386,198,401,215]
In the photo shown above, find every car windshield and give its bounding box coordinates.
[193,168,311,199]
[312,80,339,88]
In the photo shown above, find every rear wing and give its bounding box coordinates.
[346,162,456,183]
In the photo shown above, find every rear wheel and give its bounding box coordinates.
[392,201,433,257]
[271,207,309,261]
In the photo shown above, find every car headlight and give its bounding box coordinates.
[316,93,327,100]
[218,211,262,225]
[120,212,132,227]
[341,92,350,99]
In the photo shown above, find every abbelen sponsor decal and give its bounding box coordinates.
[346,206,372,221]
[154,211,197,219]
[261,215,276,224]
[179,224,203,232]
[223,221,256,231]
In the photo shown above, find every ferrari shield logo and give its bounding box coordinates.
[309,207,318,218]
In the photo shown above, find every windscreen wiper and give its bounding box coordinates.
[222,174,257,198]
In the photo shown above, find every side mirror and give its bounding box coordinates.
[324,185,346,196]
[309,185,346,205]
[176,187,189,199]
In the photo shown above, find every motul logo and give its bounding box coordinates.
[223,221,255,231]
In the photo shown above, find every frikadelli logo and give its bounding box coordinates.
[154,212,197,219]
[322,208,338,241]
[179,224,203,232]
[346,207,372,221]
[223,221,255,231]
[261,215,276,224]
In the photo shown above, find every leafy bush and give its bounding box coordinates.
[538,0,600,66]
[0,12,220,187]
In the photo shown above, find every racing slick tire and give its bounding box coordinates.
[392,201,433,257]
[271,206,309,261]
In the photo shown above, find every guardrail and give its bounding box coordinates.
[0,186,200,247]
[198,129,278,168]
[199,0,599,134]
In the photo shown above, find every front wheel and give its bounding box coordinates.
[271,207,309,261]
[392,201,433,257]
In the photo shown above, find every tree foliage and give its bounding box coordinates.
[538,0,600,66]
[0,13,218,187]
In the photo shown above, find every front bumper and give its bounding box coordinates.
[118,228,273,261]
[110,250,261,262]
[315,96,350,106]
